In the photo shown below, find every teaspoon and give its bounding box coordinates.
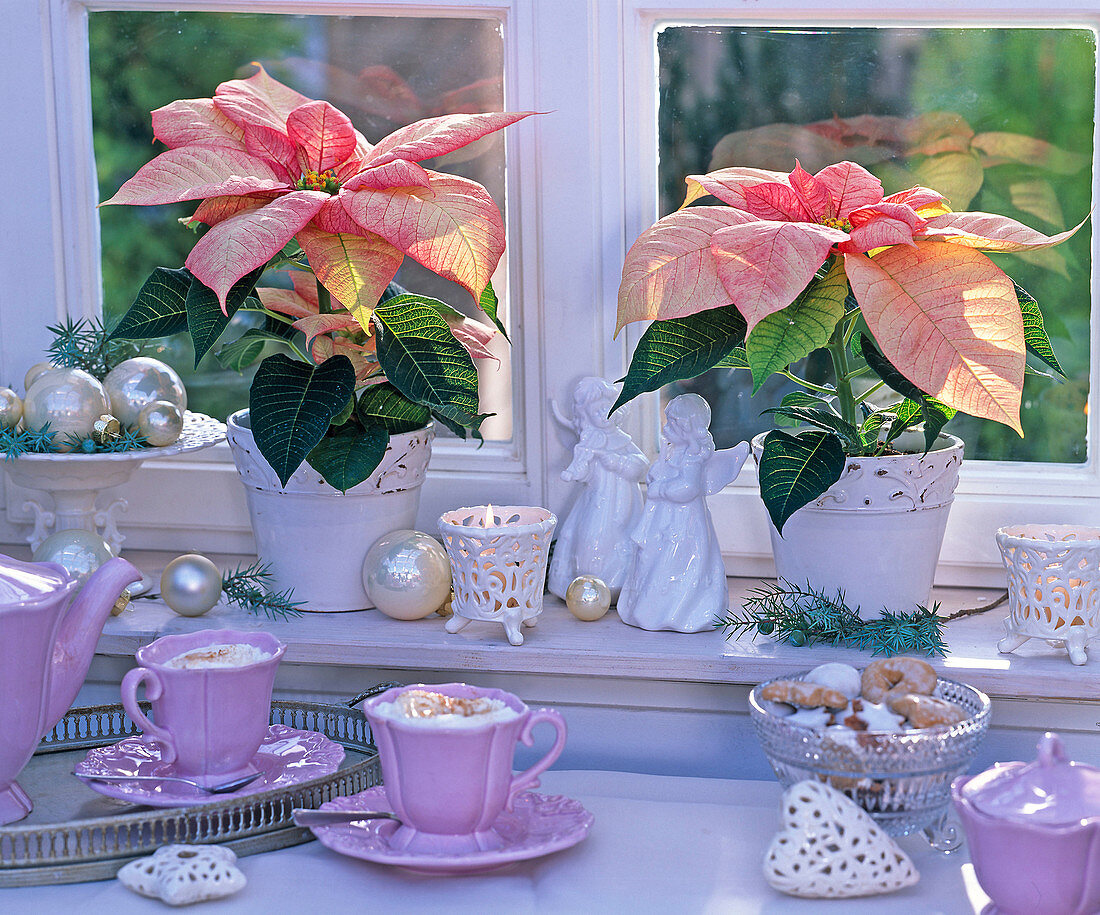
[292,808,401,827]
[76,770,263,794]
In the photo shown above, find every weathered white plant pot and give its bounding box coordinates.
[751,431,964,619]
[226,409,433,612]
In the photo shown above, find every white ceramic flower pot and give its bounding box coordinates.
[751,431,964,619]
[226,409,433,612]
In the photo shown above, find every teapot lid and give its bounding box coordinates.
[962,733,1100,825]
[0,554,70,604]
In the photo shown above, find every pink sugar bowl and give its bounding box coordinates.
[953,733,1100,915]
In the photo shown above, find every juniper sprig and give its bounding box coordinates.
[221,560,303,620]
[45,316,138,380]
[714,579,949,658]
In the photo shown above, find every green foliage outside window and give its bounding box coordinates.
[657,27,1095,463]
[90,12,304,421]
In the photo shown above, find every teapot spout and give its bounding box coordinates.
[45,557,141,730]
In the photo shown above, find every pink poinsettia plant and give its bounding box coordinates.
[105,65,530,490]
[615,160,1084,532]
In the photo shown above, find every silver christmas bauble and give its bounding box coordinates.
[23,367,111,452]
[362,530,452,621]
[0,387,22,429]
[566,575,611,621]
[104,357,187,428]
[160,553,223,617]
[32,528,115,585]
[137,400,184,447]
[23,361,56,392]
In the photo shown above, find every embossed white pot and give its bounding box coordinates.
[751,432,964,619]
[226,409,433,612]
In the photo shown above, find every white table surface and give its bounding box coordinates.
[5,770,991,914]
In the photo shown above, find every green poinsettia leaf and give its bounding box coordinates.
[330,395,356,427]
[780,391,835,412]
[306,423,389,493]
[429,407,491,441]
[109,266,193,340]
[372,295,483,432]
[746,259,847,393]
[379,280,409,304]
[478,281,508,341]
[357,382,432,434]
[861,336,956,451]
[771,392,834,429]
[860,334,925,401]
[858,409,891,447]
[612,304,747,414]
[758,429,846,535]
[1014,280,1065,376]
[917,397,955,450]
[186,265,265,367]
[882,398,922,442]
[216,324,295,372]
[714,345,750,370]
[249,354,356,486]
[761,406,861,450]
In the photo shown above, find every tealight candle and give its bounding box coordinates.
[438,504,556,645]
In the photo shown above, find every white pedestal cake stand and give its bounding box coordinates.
[3,412,225,554]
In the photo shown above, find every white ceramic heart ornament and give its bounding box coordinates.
[117,844,246,906]
[764,781,919,898]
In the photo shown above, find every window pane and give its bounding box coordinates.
[90,11,512,438]
[657,26,1095,462]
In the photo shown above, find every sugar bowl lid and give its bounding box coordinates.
[961,733,1100,826]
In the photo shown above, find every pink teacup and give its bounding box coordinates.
[361,683,568,853]
[121,629,285,787]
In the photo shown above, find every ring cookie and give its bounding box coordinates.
[861,657,938,704]
[886,692,967,728]
[761,680,847,710]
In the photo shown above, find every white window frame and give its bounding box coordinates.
[1,0,593,552]
[2,0,1097,588]
[609,0,1100,587]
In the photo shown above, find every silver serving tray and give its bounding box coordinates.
[0,699,381,886]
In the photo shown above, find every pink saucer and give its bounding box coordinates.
[74,724,345,807]
[310,787,594,875]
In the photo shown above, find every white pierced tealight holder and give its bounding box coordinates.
[438,505,556,646]
[996,523,1100,666]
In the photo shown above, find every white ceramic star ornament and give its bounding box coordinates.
[117,844,246,906]
[764,781,919,898]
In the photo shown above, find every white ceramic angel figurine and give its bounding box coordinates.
[618,393,748,633]
[548,377,649,600]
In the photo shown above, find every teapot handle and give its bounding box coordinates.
[121,666,177,765]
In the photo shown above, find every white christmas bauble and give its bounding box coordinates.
[23,361,56,391]
[362,530,452,620]
[137,400,184,447]
[0,387,22,429]
[161,553,222,617]
[566,575,612,621]
[23,367,111,452]
[104,357,187,428]
[32,528,115,585]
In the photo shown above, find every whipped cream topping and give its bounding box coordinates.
[165,643,272,670]
[373,689,520,728]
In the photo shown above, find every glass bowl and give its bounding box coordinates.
[749,671,991,837]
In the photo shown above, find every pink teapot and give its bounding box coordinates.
[0,552,140,824]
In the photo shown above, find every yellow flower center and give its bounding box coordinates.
[296,168,341,194]
[820,216,852,232]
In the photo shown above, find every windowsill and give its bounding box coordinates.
[94,551,1100,703]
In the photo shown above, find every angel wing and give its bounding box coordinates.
[549,397,577,435]
[704,441,750,495]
